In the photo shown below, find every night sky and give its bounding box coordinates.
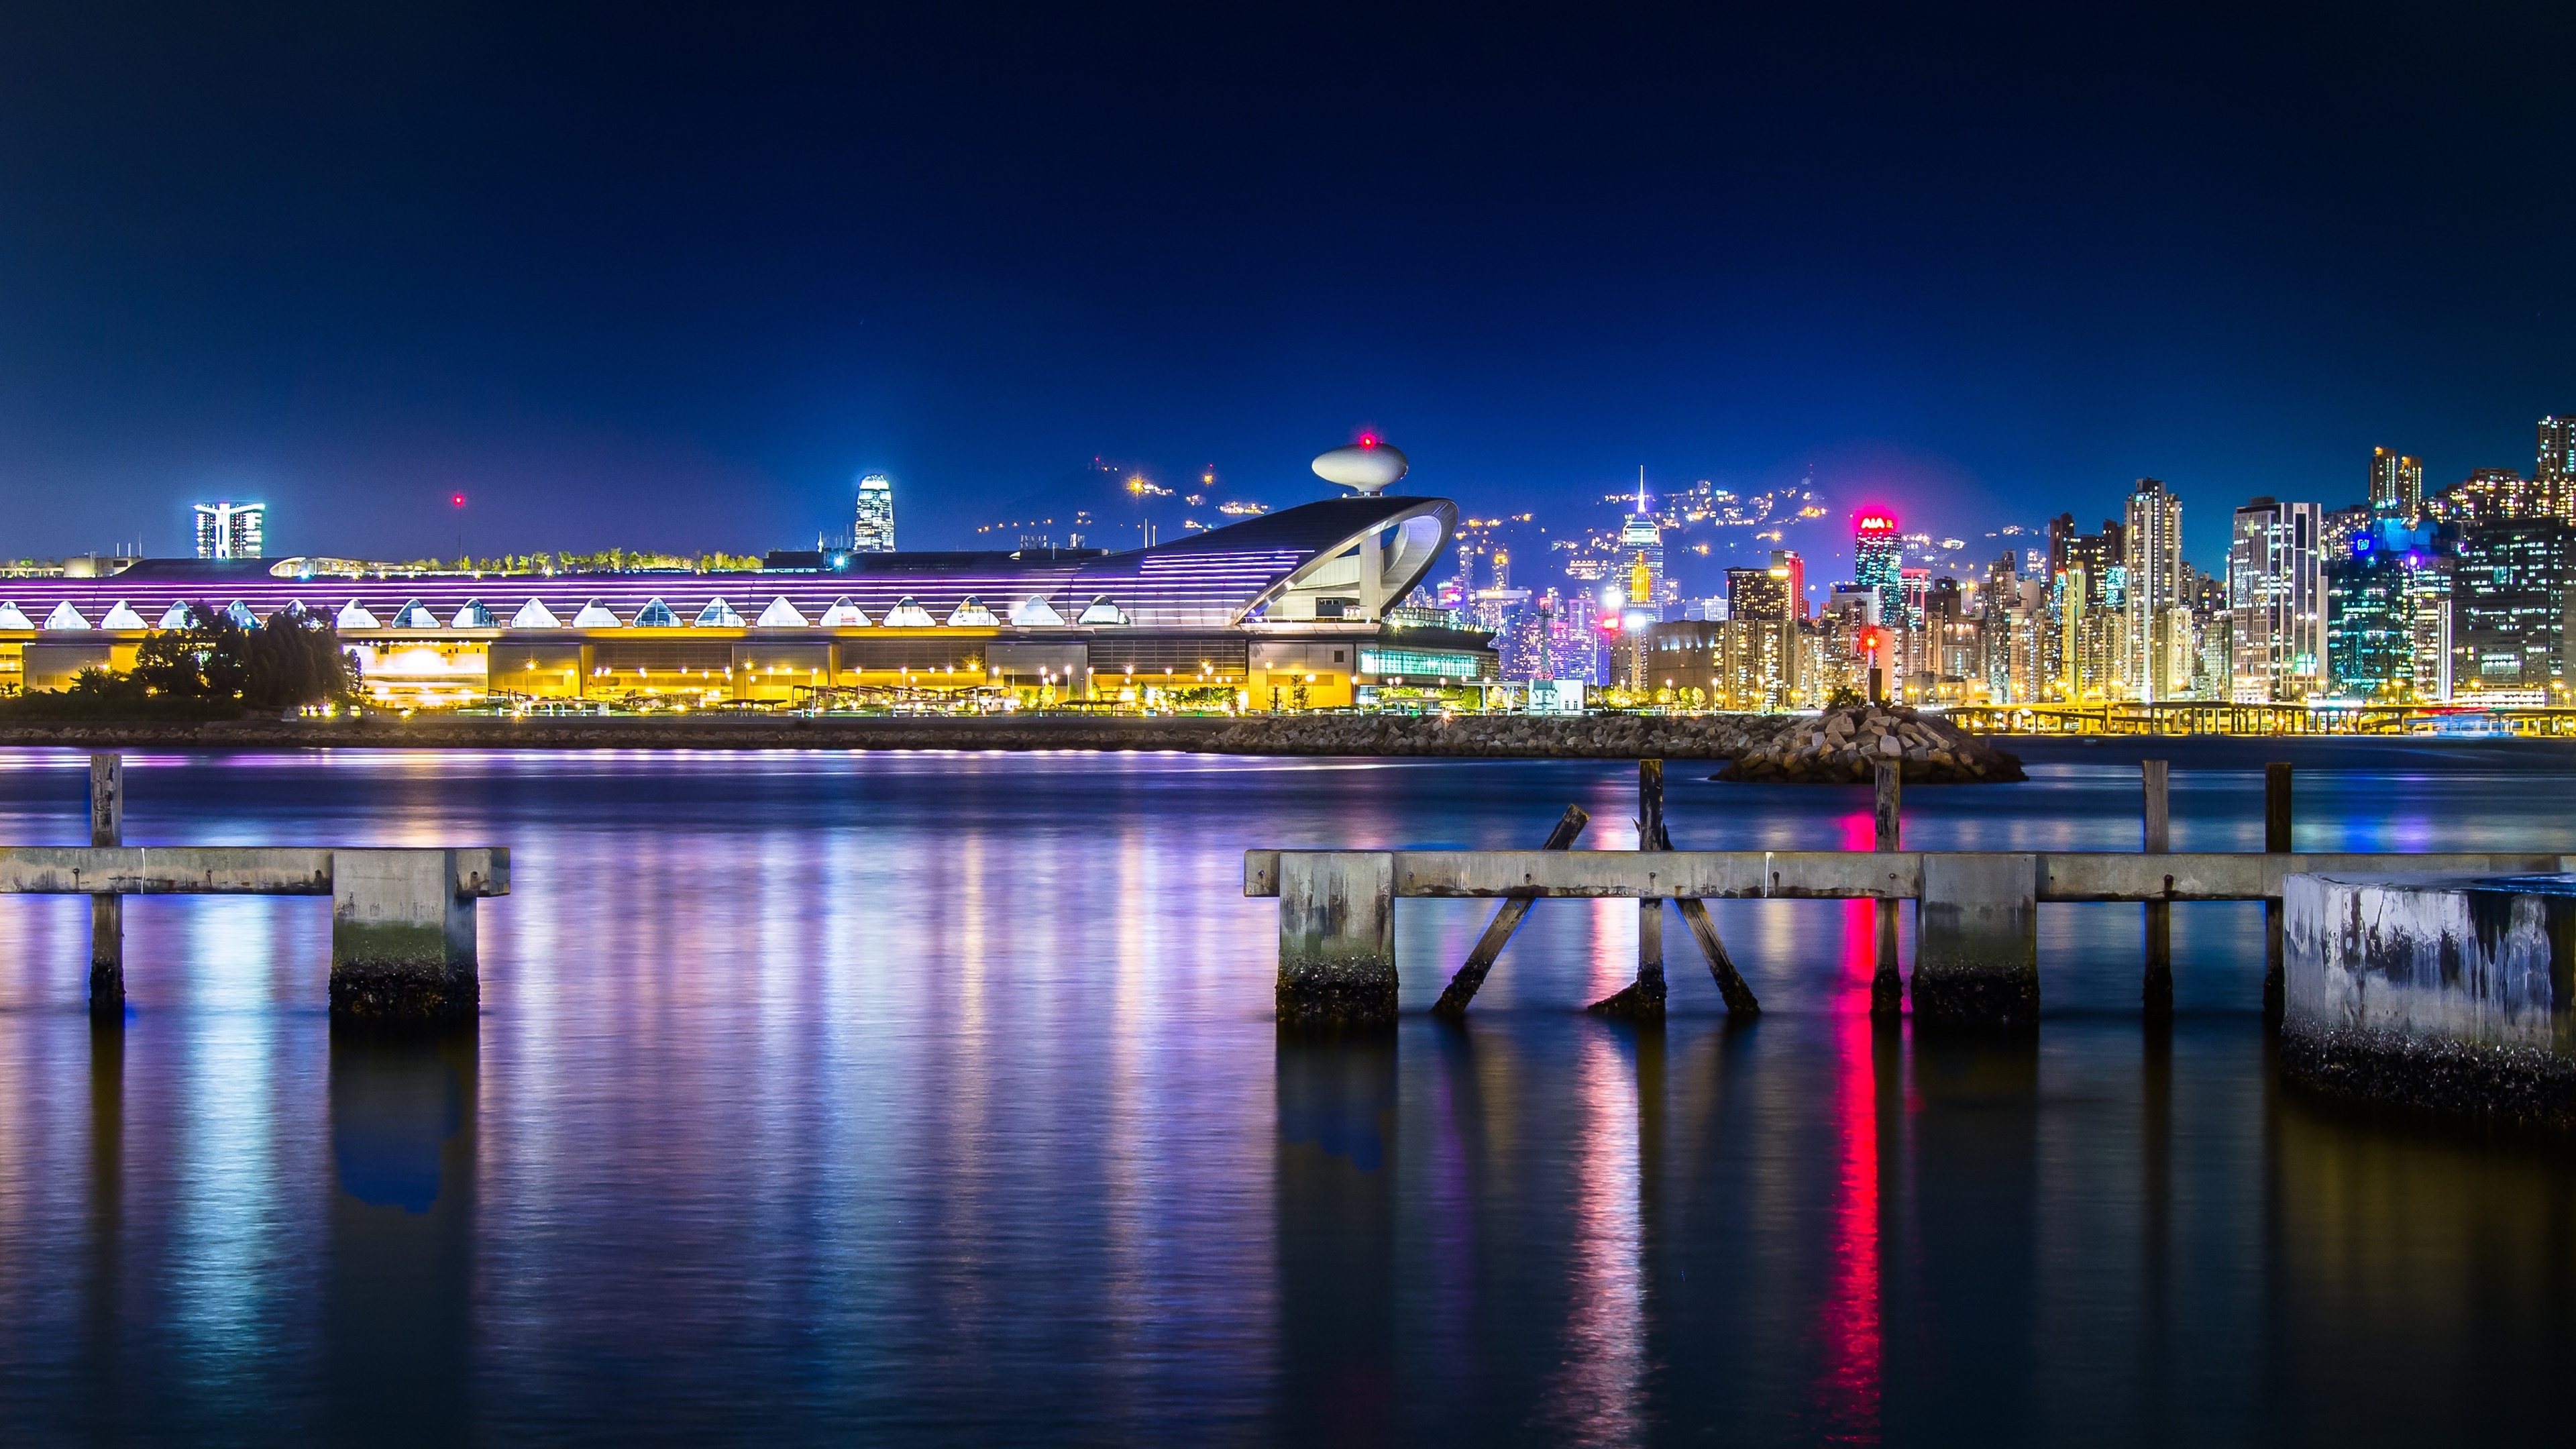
[3,3,2571,582]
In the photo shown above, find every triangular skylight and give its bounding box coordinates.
[44,602,91,629]
[1008,595,1065,626]
[755,596,808,627]
[571,598,621,627]
[692,598,745,627]
[882,596,936,628]
[818,596,871,627]
[335,601,379,630]
[0,602,37,630]
[633,598,679,628]
[101,601,146,629]
[510,598,560,628]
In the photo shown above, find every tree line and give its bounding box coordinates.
[14,604,359,718]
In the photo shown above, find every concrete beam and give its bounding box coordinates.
[1246,849,2574,902]
[0,846,509,898]
[1277,851,1397,1028]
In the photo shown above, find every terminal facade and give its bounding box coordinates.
[0,496,1496,709]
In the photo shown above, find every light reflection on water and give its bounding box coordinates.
[0,743,2572,1444]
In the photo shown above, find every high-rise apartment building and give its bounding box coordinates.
[2436,466,2538,525]
[2455,519,2576,702]
[2124,478,2187,700]
[193,500,264,560]
[2229,496,2324,702]
[1769,549,1807,617]
[2369,447,2425,522]
[2057,518,2127,700]
[855,474,896,552]
[2538,416,2576,520]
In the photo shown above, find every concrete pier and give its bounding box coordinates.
[2281,871,2576,1129]
[1911,853,2041,1029]
[0,845,508,1023]
[1250,847,2573,1024]
[1276,851,1397,1028]
[331,849,493,1024]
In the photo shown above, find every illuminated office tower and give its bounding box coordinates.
[1619,477,1665,622]
[193,500,264,559]
[2539,416,2576,520]
[2369,447,2424,522]
[2124,478,2187,701]
[2228,496,2324,702]
[1854,512,1902,623]
[855,473,896,552]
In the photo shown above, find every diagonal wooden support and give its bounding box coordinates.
[1657,821,1760,1015]
[1430,804,1590,1018]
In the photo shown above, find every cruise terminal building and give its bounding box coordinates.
[0,495,1495,708]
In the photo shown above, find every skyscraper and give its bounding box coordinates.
[193,500,264,559]
[2124,478,2186,701]
[2455,519,2576,702]
[855,473,896,552]
[2229,496,2324,702]
[2369,447,2424,522]
[1854,511,1901,623]
[1619,475,1665,623]
[1770,549,1807,617]
[2538,416,2576,520]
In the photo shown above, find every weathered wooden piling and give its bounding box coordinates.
[2141,759,2171,1017]
[1910,852,2042,1028]
[1277,851,1397,1028]
[2263,762,2292,1026]
[1589,761,1670,1018]
[1432,804,1589,1017]
[88,755,122,1020]
[1869,761,1903,1018]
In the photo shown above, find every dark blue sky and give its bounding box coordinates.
[3,2,2571,578]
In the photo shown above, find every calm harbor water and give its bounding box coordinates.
[3,740,2574,1445]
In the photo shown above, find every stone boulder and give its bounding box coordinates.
[1712,704,2025,784]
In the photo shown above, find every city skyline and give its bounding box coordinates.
[4,7,2573,568]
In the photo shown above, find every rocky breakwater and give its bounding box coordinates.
[1713,704,2026,784]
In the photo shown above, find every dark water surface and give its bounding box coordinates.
[3,742,2575,1445]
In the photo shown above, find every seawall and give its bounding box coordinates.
[0,708,2019,767]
